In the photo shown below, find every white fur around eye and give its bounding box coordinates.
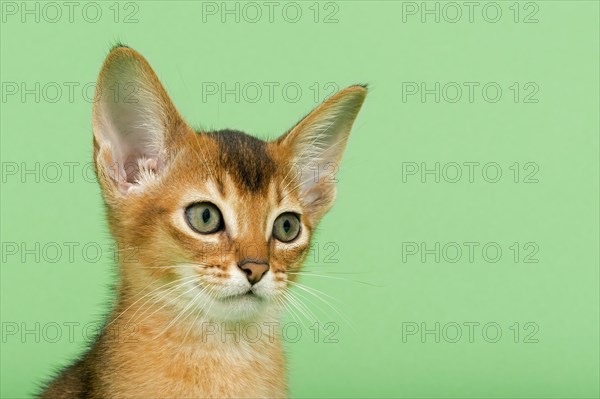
[173,212,220,243]
[273,231,309,252]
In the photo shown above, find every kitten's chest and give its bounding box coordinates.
[98,329,287,398]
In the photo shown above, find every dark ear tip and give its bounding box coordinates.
[343,85,368,104]
[110,42,131,52]
[104,44,145,66]
[345,84,368,99]
[107,43,141,60]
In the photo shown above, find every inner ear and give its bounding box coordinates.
[92,46,191,195]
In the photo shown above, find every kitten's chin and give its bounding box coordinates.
[207,292,274,322]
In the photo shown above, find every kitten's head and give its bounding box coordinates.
[92,47,366,321]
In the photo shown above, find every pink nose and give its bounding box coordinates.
[238,260,269,285]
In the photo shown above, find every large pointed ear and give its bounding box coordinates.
[277,85,367,219]
[92,46,191,197]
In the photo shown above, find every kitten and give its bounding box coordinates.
[40,46,366,398]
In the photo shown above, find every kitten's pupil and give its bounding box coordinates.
[202,208,211,223]
[272,213,300,242]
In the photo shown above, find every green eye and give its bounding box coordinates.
[272,213,301,242]
[185,202,223,234]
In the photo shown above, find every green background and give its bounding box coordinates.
[1,1,599,398]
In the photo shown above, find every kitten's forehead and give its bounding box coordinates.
[204,129,278,193]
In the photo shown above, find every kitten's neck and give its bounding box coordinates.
[108,280,282,351]
[90,287,287,397]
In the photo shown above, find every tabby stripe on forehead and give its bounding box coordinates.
[209,130,276,193]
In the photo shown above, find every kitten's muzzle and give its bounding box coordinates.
[238,259,269,285]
